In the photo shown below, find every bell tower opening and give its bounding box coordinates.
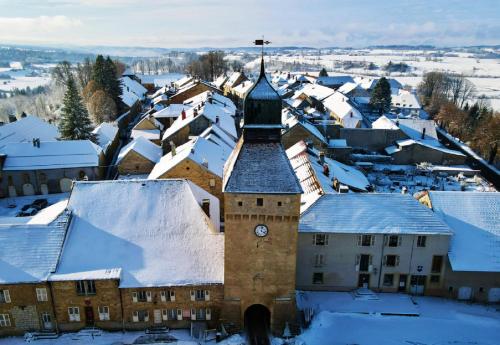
[244,304,271,345]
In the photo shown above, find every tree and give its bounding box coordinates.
[82,80,99,103]
[58,76,94,140]
[75,58,93,89]
[104,57,122,110]
[186,50,227,81]
[369,77,392,115]
[88,90,117,124]
[51,61,73,87]
[319,68,328,77]
[92,55,107,90]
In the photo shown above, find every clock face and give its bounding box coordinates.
[254,224,268,237]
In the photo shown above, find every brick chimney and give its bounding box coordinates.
[181,110,186,120]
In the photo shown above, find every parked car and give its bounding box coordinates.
[17,207,38,217]
[31,198,48,210]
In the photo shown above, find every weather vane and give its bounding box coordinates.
[254,36,271,59]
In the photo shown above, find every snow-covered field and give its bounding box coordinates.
[297,291,500,345]
[0,65,52,92]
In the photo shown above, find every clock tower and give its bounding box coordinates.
[222,57,302,335]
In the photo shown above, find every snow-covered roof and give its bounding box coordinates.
[131,128,161,141]
[200,124,236,150]
[117,136,162,164]
[174,75,194,88]
[92,122,118,151]
[284,116,327,144]
[232,80,254,95]
[122,68,134,76]
[0,207,68,284]
[300,193,453,235]
[121,88,140,107]
[428,192,500,272]
[121,76,147,99]
[397,119,438,141]
[337,82,361,95]
[372,115,400,130]
[214,75,228,89]
[294,83,335,101]
[153,103,193,119]
[2,140,102,171]
[226,72,245,88]
[392,90,421,109]
[50,268,122,282]
[323,92,363,128]
[315,76,354,87]
[224,140,303,194]
[0,115,59,150]
[149,136,230,179]
[386,139,465,157]
[183,91,236,113]
[153,94,169,104]
[162,102,237,142]
[54,179,224,287]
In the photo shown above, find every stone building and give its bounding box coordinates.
[222,58,303,335]
[168,81,219,105]
[116,137,162,175]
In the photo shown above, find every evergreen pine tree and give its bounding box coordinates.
[92,55,107,90]
[59,75,94,140]
[370,77,392,115]
[319,67,328,77]
[104,56,123,111]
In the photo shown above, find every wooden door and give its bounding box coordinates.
[153,309,162,324]
[358,273,370,288]
[84,306,94,325]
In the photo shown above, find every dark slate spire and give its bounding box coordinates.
[243,56,282,142]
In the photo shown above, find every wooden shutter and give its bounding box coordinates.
[176,309,182,321]
[355,255,360,271]
[132,292,138,303]
[144,311,149,322]
[190,308,196,321]
[205,290,210,301]
[74,307,80,322]
[160,291,166,302]
[206,308,211,321]
[3,290,10,303]
[190,290,195,301]
[132,311,139,322]
[146,291,152,302]
[357,235,362,246]
[170,291,175,302]
[398,236,402,246]
[162,309,168,321]
[396,256,400,266]
[371,236,375,246]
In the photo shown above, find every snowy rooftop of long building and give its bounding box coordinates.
[0,115,59,151]
[224,140,303,194]
[293,83,335,101]
[153,103,193,118]
[300,193,453,234]
[117,136,162,164]
[428,191,500,272]
[0,203,68,284]
[92,122,118,151]
[121,76,147,99]
[54,179,224,287]
[2,140,102,171]
[284,116,327,144]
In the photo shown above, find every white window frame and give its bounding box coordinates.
[68,307,80,322]
[0,314,11,327]
[313,234,329,246]
[0,290,11,304]
[314,253,325,267]
[98,306,110,321]
[36,288,48,302]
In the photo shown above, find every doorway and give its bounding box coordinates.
[41,312,53,330]
[84,306,94,326]
[244,304,270,345]
[410,275,426,295]
[358,274,370,288]
[398,274,407,292]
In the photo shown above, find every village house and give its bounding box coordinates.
[314,76,354,89]
[213,75,228,90]
[0,140,104,198]
[173,75,194,89]
[419,192,500,303]
[282,114,328,150]
[0,201,69,336]
[49,179,224,332]
[149,135,233,217]
[391,89,423,117]
[297,193,452,295]
[92,122,119,165]
[131,114,164,145]
[161,101,236,153]
[323,91,363,128]
[152,104,193,129]
[230,80,254,108]
[116,137,162,175]
[120,76,147,109]
[222,71,248,96]
[0,115,59,151]
[167,80,219,105]
[385,139,466,165]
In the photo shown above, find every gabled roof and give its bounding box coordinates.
[0,204,69,284]
[372,115,400,130]
[323,92,363,128]
[315,76,354,87]
[293,83,335,101]
[385,139,465,157]
[173,75,194,88]
[92,122,118,151]
[392,90,421,110]
[232,80,254,95]
[200,124,237,149]
[397,118,438,141]
[183,91,236,114]
[284,116,327,144]
[224,140,303,194]
[54,179,224,287]
[121,76,147,99]
[0,115,59,150]
[214,75,228,89]
[2,140,102,171]
[149,136,230,179]
[300,193,453,234]
[153,104,193,119]
[428,192,500,272]
[226,72,246,88]
[117,136,162,164]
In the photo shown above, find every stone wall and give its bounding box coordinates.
[117,151,156,175]
[339,128,408,151]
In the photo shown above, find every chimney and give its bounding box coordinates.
[319,151,325,165]
[193,109,198,117]
[421,127,426,139]
[350,112,353,118]
[8,115,16,123]
[201,199,210,218]
[170,141,176,156]
[202,158,208,168]
[181,110,186,120]
[215,116,219,124]
[323,163,330,176]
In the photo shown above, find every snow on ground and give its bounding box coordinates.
[0,329,197,345]
[0,193,69,217]
[297,291,500,345]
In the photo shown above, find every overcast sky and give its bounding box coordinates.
[0,0,499,48]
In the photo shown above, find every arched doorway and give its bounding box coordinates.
[244,304,270,345]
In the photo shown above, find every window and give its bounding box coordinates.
[68,307,80,322]
[313,234,329,246]
[312,272,324,284]
[237,201,243,207]
[0,290,11,304]
[201,199,210,217]
[431,255,443,273]
[36,288,48,302]
[430,275,440,283]
[76,280,96,295]
[384,255,399,267]
[417,235,427,247]
[196,308,206,320]
[387,235,400,247]
[209,178,216,187]
[133,310,149,322]
[160,290,175,302]
[314,253,325,267]
[98,306,110,321]
[136,291,151,302]
[448,286,453,292]
[359,235,373,247]
[191,289,209,301]
[163,309,176,320]
[0,314,11,327]
[383,274,394,286]
[256,198,263,206]
[277,201,282,206]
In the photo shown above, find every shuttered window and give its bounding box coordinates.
[36,288,48,302]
